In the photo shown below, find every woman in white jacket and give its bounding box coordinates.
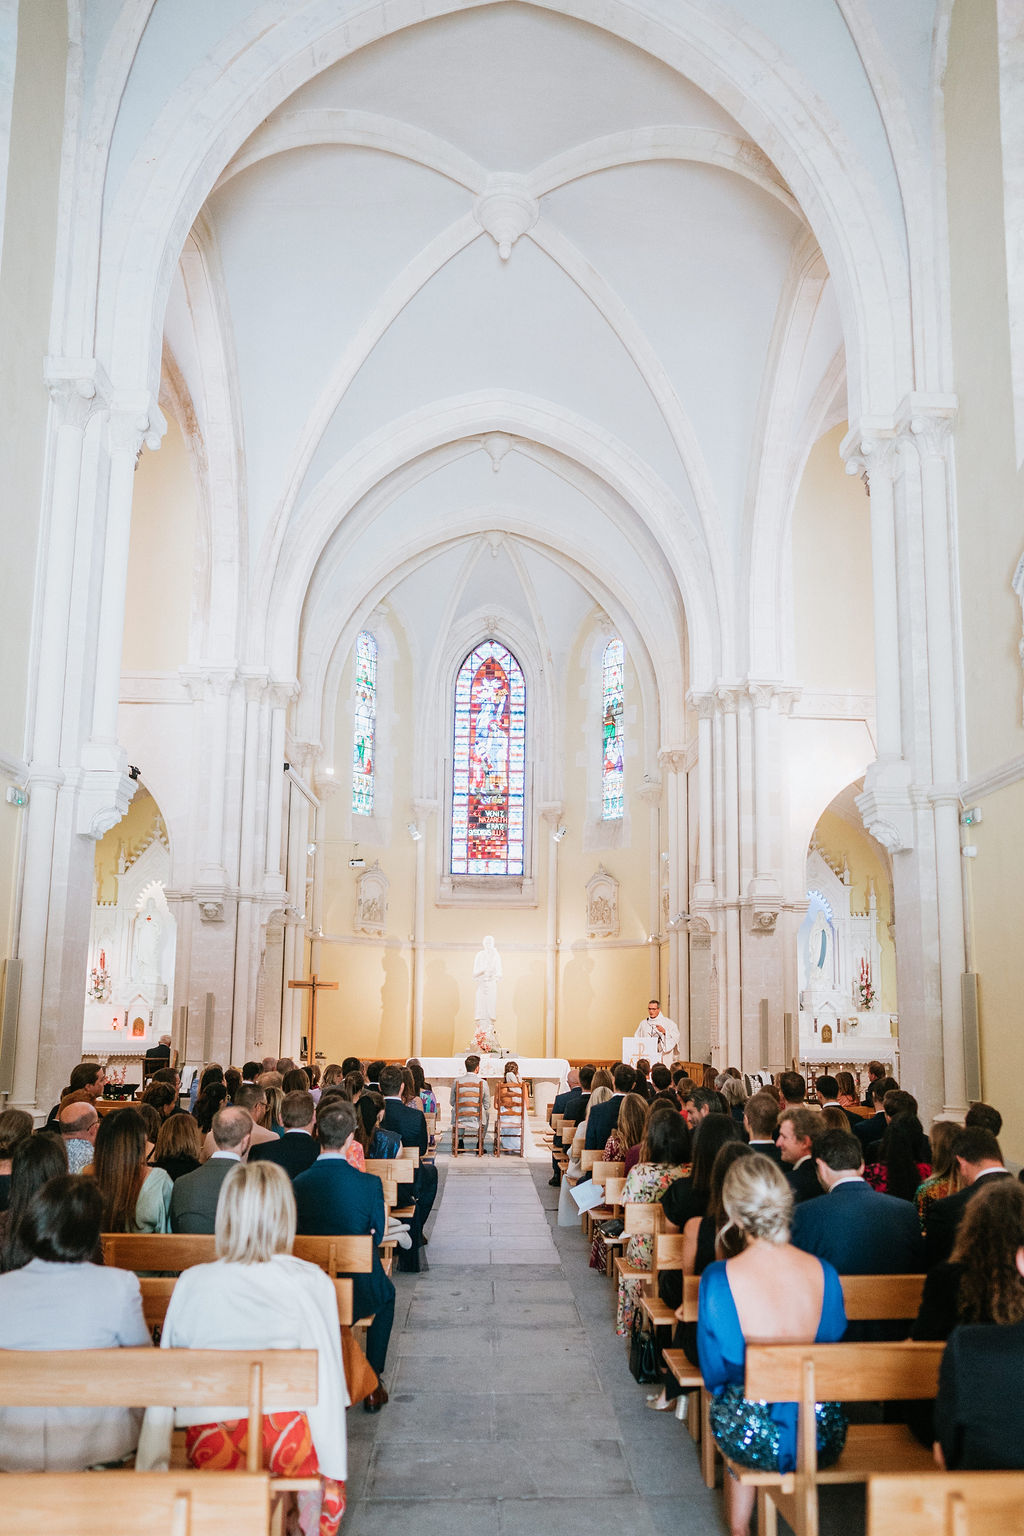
[138,1160,348,1536]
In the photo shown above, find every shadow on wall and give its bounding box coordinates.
[380,947,410,1056]
[559,947,595,1056]
[421,957,460,1055]
[512,967,543,1057]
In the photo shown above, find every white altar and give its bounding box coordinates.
[797,846,897,1058]
[417,1056,570,1118]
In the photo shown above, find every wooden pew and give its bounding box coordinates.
[0,1471,271,1536]
[867,1471,1024,1536]
[612,1201,663,1295]
[740,1340,943,1536]
[581,1158,624,1234]
[0,1348,318,1477]
[102,1232,373,1278]
[140,1276,354,1332]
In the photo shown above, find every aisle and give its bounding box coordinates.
[342,1154,720,1536]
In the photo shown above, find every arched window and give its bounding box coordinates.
[602,638,625,820]
[352,631,377,815]
[451,640,526,876]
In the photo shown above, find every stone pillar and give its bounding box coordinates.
[717,688,742,1067]
[655,754,686,1046]
[410,799,434,1058]
[541,806,563,1058]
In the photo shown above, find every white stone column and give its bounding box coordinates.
[263,683,296,894]
[717,688,742,1068]
[693,698,715,902]
[410,800,434,1058]
[541,805,563,1058]
[655,754,685,1043]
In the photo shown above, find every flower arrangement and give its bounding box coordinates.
[857,958,875,1010]
[472,1021,501,1054]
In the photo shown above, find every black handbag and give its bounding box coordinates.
[628,1306,660,1384]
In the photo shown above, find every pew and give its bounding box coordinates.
[140,1276,354,1333]
[102,1232,373,1278]
[740,1340,943,1536]
[0,1471,271,1536]
[866,1471,1024,1536]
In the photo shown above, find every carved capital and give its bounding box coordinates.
[239,668,270,704]
[856,759,915,853]
[688,690,716,720]
[71,765,137,840]
[268,678,300,711]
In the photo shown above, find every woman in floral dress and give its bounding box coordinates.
[616,1109,691,1334]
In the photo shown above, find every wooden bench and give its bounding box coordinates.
[0,1348,319,1480]
[102,1232,373,1278]
[741,1341,943,1536]
[0,1471,271,1535]
[582,1160,625,1235]
[612,1202,664,1296]
[867,1471,1024,1536]
[140,1276,354,1332]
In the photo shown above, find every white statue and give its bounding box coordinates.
[133,897,164,985]
[473,935,502,1035]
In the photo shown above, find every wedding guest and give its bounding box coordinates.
[354,1091,401,1162]
[193,1080,228,1135]
[616,1110,689,1335]
[662,1113,740,1233]
[56,1100,99,1176]
[913,1178,1024,1342]
[915,1119,961,1232]
[925,1127,1012,1268]
[0,1111,33,1210]
[0,1134,68,1269]
[834,1071,859,1113]
[151,1112,204,1181]
[604,1092,648,1165]
[864,1112,931,1200]
[283,1069,310,1095]
[93,1107,172,1233]
[136,1102,162,1162]
[399,1066,424,1114]
[0,1176,150,1469]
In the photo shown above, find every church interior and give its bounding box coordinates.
[1,1,1023,1152]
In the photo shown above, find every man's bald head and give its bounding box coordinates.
[58,1102,99,1139]
[212,1106,254,1151]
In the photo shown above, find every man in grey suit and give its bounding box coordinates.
[170,1107,252,1233]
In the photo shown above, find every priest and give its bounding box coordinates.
[633,1000,679,1064]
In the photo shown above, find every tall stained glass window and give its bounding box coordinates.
[451,641,526,875]
[602,638,625,820]
[352,631,377,815]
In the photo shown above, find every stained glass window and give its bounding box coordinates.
[352,631,377,815]
[451,641,526,876]
[602,638,625,820]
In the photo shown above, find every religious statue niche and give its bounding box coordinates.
[451,641,525,876]
[354,860,389,936]
[601,638,625,820]
[471,935,503,1053]
[585,865,620,939]
[820,1023,833,1044]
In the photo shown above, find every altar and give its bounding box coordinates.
[417,1056,570,1118]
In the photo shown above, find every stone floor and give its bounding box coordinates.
[342,1146,725,1535]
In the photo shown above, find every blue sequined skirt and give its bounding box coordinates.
[708,1384,847,1474]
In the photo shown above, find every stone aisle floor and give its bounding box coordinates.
[342,1148,724,1536]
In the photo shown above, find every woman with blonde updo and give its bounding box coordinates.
[697,1154,847,1536]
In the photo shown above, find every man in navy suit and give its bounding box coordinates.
[778,1107,825,1204]
[584,1063,635,1150]
[379,1065,438,1247]
[744,1090,784,1164]
[791,1127,924,1274]
[248,1090,320,1179]
[548,1068,579,1186]
[294,1099,395,1411]
[925,1127,1012,1268]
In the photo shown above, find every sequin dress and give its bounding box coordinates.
[697,1257,848,1473]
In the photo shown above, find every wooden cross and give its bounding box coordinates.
[287,972,338,1063]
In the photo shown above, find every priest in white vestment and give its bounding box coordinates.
[633,1000,679,1064]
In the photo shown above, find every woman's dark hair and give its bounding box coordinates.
[834,1071,856,1099]
[93,1107,147,1232]
[341,1057,363,1076]
[0,1108,33,1161]
[399,1067,417,1101]
[17,1175,104,1265]
[407,1060,428,1096]
[1,1135,70,1271]
[140,1081,176,1116]
[643,1109,691,1166]
[305,1063,320,1087]
[198,1065,224,1094]
[224,1067,242,1100]
[136,1101,161,1148]
[282,1068,309,1094]
[706,1141,756,1256]
[876,1111,929,1202]
[343,1071,365,1100]
[193,1082,228,1133]
[355,1090,385,1154]
[689,1113,743,1200]
[953,1179,1024,1325]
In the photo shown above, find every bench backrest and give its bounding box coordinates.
[399,1146,420,1166]
[364,1159,414,1183]
[593,1160,624,1184]
[652,1233,686,1281]
[1,1471,270,1536]
[744,1340,943,1404]
[604,1176,625,1207]
[580,1150,599,1173]
[139,1276,354,1330]
[678,1271,926,1323]
[0,1348,317,1408]
[103,1232,373,1276]
[867,1471,1024,1536]
[624,1202,664,1237]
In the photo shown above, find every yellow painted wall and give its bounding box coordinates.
[946,0,1024,1162]
[812,808,896,1011]
[0,1,67,959]
[92,787,168,905]
[122,413,199,672]
[315,618,656,1062]
[791,424,875,693]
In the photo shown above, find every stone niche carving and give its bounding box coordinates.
[354,861,389,936]
[585,865,619,939]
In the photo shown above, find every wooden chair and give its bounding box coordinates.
[0,1471,271,1536]
[582,1160,625,1235]
[866,1471,1024,1536]
[103,1232,373,1279]
[739,1340,943,1536]
[139,1276,353,1334]
[452,1080,486,1156]
[493,1080,527,1155]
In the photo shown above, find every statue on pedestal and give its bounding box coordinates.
[472,935,503,1053]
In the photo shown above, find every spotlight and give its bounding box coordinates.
[407,823,423,841]
[552,826,567,842]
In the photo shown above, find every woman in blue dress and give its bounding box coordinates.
[697,1153,847,1536]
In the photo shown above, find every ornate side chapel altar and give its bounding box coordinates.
[417,1056,570,1118]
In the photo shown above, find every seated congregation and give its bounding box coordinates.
[548,1058,1024,1536]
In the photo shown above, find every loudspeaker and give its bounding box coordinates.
[783,1011,795,1068]
[759,998,769,1067]
[202,992,214,1063]
[0,958,21,1098]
